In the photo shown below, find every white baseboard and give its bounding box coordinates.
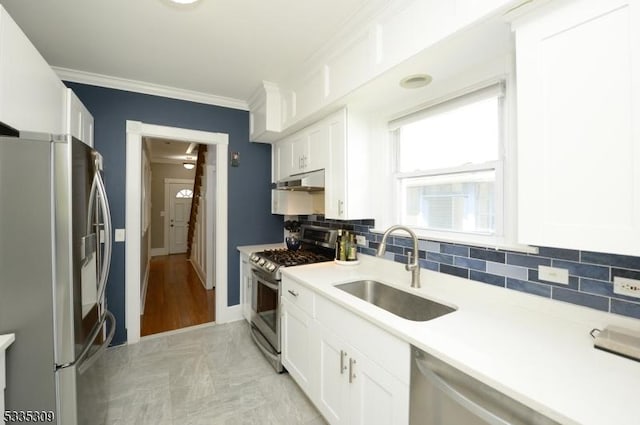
[151,247,168,257]
[140,259,150,314]
[189,258,207,289]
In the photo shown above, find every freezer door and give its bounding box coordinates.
[57,310,115,425]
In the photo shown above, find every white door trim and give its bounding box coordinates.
[164,178,194,255]
[126,121,231,345]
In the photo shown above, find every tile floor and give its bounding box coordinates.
[104,321,327,425]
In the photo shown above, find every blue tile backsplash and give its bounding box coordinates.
[299,215,640,321]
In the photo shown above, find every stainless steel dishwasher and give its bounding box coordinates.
[410,347,561,425]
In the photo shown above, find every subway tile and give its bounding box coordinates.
[506,253,551,269]
[611,268,640,281]
[384,244,405,255]
[440,264,469,279]
[393,236,415,248]
[419,240,440,253]
[454,256,486,271]
[470,270,505,287]
[417,250,426,260]
[537,247,580,262]
[552,260,609,281]
[418,259,439,272]
[470,248,505,263]
[529,269,579,290]
[486,262,528,281]
[552,287,609,312]
[441,244,469,257]
[581,251,640,270]
[506,278,551,298]
[427,252,454,265]
[610,299,640,319]
[361,219,375,226]
[357,247,376,256]
[394,254,408,264]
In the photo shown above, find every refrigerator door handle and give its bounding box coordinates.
[58,310,115,374]
[77,310,115,375]
[95,171,112,305]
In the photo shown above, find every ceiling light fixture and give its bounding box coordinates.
[183,162,195,170]
[400,74,433,89]
[170,0,200,4]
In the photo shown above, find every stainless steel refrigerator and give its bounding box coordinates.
[0,126,115,425]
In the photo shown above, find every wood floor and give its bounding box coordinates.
[141,254,215,337]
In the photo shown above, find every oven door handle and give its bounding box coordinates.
[250,325,280,362]
[251,269,280,291]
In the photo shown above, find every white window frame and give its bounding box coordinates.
[392,81,507,246]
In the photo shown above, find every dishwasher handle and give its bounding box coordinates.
[415,356,511,425]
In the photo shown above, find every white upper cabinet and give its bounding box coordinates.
[273,119,330,180]
[0,6,65,134]
[325,109,370,220]
[513,0,640,256]
[65,89,94,147]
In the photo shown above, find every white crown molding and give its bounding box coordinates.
[53,67,249,111]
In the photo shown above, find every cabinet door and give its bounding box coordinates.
[291,134,308,173]
[515,0,640,256]
[275,139,294,180]
[0,7,65,134]
[314,322,349,425]
[326,110,347,219]
[306,123,329,173]
[348,346,409,425]
[281,299,313,394]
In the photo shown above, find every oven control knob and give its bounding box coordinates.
[250,254,258,262]
[267,263,276,272]
[258,259,266,266]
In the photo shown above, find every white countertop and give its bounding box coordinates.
[281,255,640,425]
[237,243,284,256]
[0,334,14,352]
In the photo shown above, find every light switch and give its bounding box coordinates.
[538,265,569,285]
[115,228,126,242]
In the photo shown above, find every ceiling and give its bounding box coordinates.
[0,0,380,105]
[145,137,197,164]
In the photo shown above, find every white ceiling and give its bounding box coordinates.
[0,0,379,105]
[145,137,196,164]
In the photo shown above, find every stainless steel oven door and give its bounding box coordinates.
[250,267,280,353]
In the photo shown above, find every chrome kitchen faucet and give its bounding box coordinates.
[376,225,421,288]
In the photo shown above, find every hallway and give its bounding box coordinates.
[141,254,215,336]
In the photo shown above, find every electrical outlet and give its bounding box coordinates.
[613,277,640,299]
[538,265,569,285]
[355,235,366,246]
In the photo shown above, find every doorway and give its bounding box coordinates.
[166,179,194,255]
[125,121,230,345]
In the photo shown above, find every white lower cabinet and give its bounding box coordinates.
[240,252,252,322]
[281,298,314,393]
[281,276,409,425]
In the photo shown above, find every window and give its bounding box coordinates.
[176,189,193,198]
[392,83,504,237]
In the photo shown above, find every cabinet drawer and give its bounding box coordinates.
[315,294,410,384]
[282,277,314,315]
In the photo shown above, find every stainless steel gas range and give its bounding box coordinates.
[249,225,337,372]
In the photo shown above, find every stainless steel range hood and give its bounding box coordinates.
[272,169,324,192]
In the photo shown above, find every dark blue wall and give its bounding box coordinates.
[65,82,282,345]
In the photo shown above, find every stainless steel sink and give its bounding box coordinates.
[335,280,456,321]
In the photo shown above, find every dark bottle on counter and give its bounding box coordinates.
[335,229,343,260]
